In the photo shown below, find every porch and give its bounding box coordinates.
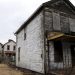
[4,51,16,64]
[47,32,75,75]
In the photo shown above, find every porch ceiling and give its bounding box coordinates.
[47,32,75,41]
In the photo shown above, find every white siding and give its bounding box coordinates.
[16,11,44,73]
[4,41,16,51]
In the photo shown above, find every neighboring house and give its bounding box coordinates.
[0,43,3,57]
[15,0,75,74]
[3,39,16,62]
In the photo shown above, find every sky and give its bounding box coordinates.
[0,0,75,44]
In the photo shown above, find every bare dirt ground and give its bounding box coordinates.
[0,64,23,75]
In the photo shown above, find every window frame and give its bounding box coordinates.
[7,45,10,50]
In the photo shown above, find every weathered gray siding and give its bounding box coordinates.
[69,18,75,32]
[60,15,70,33]
[49,41,75,69]
[53,12,61,31]
[49,41,63,69]
[16,11,44,73]
[62,42,72,68]
[44,8,75,33]
[44,11,53,31]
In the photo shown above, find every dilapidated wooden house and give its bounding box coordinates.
[3,39,16,63]
[15,0,75,74]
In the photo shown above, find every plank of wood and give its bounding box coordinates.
[47,32,64,40]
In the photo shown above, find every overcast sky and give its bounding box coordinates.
[0,0,75,44]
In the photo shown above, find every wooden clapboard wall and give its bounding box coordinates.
[53,12,61,31]
[44,9,75,34]
[44,0,75,34]
[69,18,75,32]
[44,11,53,32]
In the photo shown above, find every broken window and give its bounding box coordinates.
[54,41,63,62]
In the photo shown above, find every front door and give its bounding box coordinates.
[71,45,75,66]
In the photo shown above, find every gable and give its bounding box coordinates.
[15,0,75,34]
[4,40,16,47]
[44,0,75,15]
[44,0,75,34]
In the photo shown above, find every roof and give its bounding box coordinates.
[0,43,3,46]
[15,0,75,34]
[0,43,3,48]
[15,5,44,34]
[3,39,16,46]
[43,0,75,12]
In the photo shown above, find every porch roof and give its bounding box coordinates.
[47,32,75,41]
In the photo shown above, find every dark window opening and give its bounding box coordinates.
[24,33,26,40]
[7,45,10,50]
[18,47,20,62]
[13,46,16,50]
[71,45,75,66]
[54,41,63,62]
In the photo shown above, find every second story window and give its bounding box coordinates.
[13,46,16,50]
[24,33,26,40]
[7,45,10,50]
[18,47,20,62]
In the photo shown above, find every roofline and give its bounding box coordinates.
[65,0,75,10]
[4,40,16,46]
[43,0,75,12]
[15,0,75,34]
[15,5,44,34]
[0,43,3,46]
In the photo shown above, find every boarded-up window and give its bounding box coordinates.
[44,11,53,31]
[69,18,75,32]
[18,47,20,62]
[53,12,61,31]
[54,41,63,62]
[60,16,70,33]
